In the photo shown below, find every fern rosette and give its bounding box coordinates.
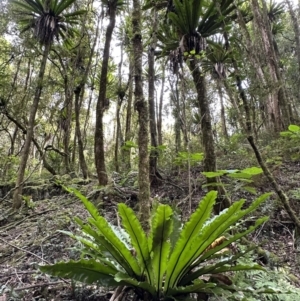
[40,187,270,300]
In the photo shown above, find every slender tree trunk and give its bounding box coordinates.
[148,9,161,185]
[225,75,300,233]
[95,1,118,186]
[261,0,290,127]
[63,85,73,173]
[132,0,150,225]
[74,15,101,178]
[74,88,89,178]
[114,97,123,173]
[13,42,51,209]
[188,59,230,214]
[115,39,125,173]
[251,0,283,131]
[157,62,166,146]
[217,81,228,139]
[122,59,134,170]
[286,0,300,120]
[236,7,274,131]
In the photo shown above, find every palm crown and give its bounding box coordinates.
[13,0,86,45]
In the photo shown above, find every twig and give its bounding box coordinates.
[109,286,128,301]
[176,188,196,207]
[0,237,51,264]
[0,209,57,232]
[14,281,67,292]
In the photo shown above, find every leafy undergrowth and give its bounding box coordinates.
[0,160,300,300]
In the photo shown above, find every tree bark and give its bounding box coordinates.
[148,9,162,185]
[13,42,51,209]
[74,88,89,178]
[251,0,283,131]
[94,0,118,186]
[217,81,228,140]
[286,0,300,120]
[188,58,230,214]
[122,59,134,170]
[132,0,151,226]
[157,61,166,146]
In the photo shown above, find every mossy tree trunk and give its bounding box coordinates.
[132,0,151,226]
[94,0,118,186]
[148,9,162,185]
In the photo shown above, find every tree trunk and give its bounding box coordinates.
[13,42,51,209]
[122,59,134,170]
[63,84,73,173]
[251,0,283,131]
[236,7,275,131]
[74,87,89,178]
[148,9,162,185]
[157,61,166,146]
[95,1,118,186]
[286,0,300,121]
[188,58,230,214]
[74,15,101,178]
[115,39,125,173]
[217,81,228,140]
[132,0,150,225]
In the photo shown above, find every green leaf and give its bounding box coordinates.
[243,186,257,194]
[241,167,263,175]
[118,204,151,281]
[191,217,268,269]
[202,171,226,178]
[40,260,119,287]
[171,199,246,287]
[227,172,253,179]
[168,279,216,295]
[164,191,217,292]
[288,124,300,133]
[149,204,173,291]
[114,272,156,296]
[280,131,291,137]
[89,215,141,277]
[63,186,100,220]
[55,0,77,15]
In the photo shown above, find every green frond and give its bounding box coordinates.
[40,260,120,287]
[118,203,152,282]
[24,0,44,13]
[164,191,217,292]
[114,272,157,296]
[63,186,101,220]
[55,0,77,15]
[40,189,270,300]
[63,10,87,19]
[12,0,42,14]
[13,0,82,45]
[89,215,141,277]
[149,204,173,292]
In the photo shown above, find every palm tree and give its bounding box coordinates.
[12,0,85,209]
[155,0,242,213]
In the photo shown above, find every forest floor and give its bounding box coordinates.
[1,156,300,300]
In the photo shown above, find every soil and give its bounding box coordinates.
[0,159,300,300]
